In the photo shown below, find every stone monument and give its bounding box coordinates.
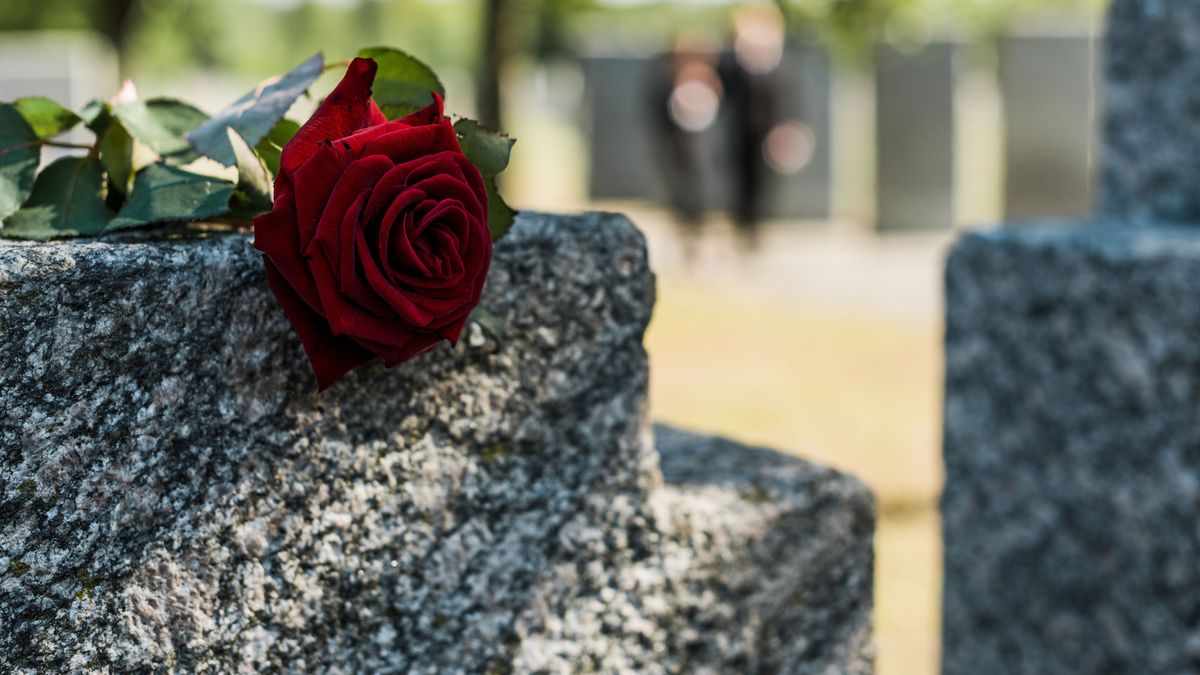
[1,212,874,672]
[875,41,959,231]
[943,1,1200,671]
[999,30,1099,219]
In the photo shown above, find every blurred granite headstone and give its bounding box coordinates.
[1000,30,1099,219]
[874,41,958,231]
[1102,0,1200,222]
[0,212,874,672]
[583,55,669,203]
[775,42,834,220]
[582,43,832,220]
[943,1,1200,672]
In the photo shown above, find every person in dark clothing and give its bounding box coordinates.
[718,4,786,247]
[649,37,723,238]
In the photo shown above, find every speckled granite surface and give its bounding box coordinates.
[648,426,875,674]
[944,2,1200,668]
[1102,0,1200,223]
[1,212,875,673]
[496,426,876,675]
[943,221,1200,674]
[1,212,655,672]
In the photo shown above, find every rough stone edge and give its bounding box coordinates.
[652,424,877,674]
[950,218,1200,261]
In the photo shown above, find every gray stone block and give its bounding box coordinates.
[508,425,876,674]
[774,43,834,220]
[1000,32,1099,220]
[0,213,654,672]
[875,41,958,231]
[0,32,118,110]
[583,55,668,203]
[649,425,875,674]
[942,221,1200,673]
[0,212,875,672]
[1102,0,1200,222]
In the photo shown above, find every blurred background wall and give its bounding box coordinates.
[0,0,1110,673]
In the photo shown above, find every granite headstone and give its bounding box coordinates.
[943,1,1200,671]
[1,212,875,672]
[875,41,959,231]
[999,31,1099,219]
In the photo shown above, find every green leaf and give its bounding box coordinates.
[13,97,81,139]
[188,53,323,166]
[229,128,272,215]
[482,179,516,241]
[100,119,134,196]
[265,117,300,146]
[454,118,514,175]
[113,98,209,162]
[0,103,40,221]
[79,99,112,134]
[254,118,300,176]
[378,103,420,120]
[454,118,517,240]
[106,163,234,232]
[468,305,504,342]
[358,47,444,120]
[255,140,283,180]
[2,156,110,240]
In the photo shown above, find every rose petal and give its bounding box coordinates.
[272,169,294,210]
[382,332,445,367]
[438,316,469,345]
[253,206,324,314]
[337,93,443,155]
[354,218,442,327]
[389,201,469,288]
[361,152,484,223]
[378,195,432,278]
[419,199,470,248]
[359,120,461,166]
[396,93,445,127]
[405,285,477,324]
[405,162,488,220]
[291,142,356,249]
[263,257,373,391]
[306,154,394,265]
[306,254,417,345]
[305,201,429,344]
[336,192,395,317]
[280,57,387,175]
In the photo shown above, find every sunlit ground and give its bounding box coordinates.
[615,204,949,675]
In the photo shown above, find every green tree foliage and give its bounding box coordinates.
[775,0,1109,58]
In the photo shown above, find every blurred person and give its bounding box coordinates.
[718,3,786,249]
[649,35,723,261]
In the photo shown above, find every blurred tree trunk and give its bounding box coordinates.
[478,0,510,129]
[94,0,141,74]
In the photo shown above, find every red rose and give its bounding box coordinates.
[254,58,492,390]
